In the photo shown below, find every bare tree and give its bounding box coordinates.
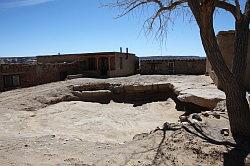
[108,0,250,140]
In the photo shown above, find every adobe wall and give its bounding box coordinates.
[174,60,206,74]
[109,53,138,77]
[208,30,250,91]
[140,60,206,75]
[37,53,115,64]
[0,64,37,91]
[37,54,81,63]
[0,62,80,92]
[36,62,79,85]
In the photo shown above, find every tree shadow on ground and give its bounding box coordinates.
[119,122,180,166]
[181,122,250,166]
[150,122,238,166]
[150,122,181,166]
[120,121,249,166]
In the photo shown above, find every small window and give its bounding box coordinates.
[3,75,20,88]
[120,57,123,69]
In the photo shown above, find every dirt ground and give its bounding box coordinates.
[0,75,243,166]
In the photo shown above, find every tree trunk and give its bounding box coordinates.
[192,7,250,139]
[227,15,250,139]
[232,17,249,87]
[201,27,250,139]
[225,82,250,140]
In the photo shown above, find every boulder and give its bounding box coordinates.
[177,88,226,110]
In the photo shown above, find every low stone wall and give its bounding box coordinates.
[71,82,223,110]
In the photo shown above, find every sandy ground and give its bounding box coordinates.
[0,100,181,144]
[0,75,237,166]
[0,75,225,112]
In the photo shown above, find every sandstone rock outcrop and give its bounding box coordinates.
[177,88,225,110]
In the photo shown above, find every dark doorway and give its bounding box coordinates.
[99,57,109,76]
[60,71,68,81]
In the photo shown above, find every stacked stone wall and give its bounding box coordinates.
[140,59,206,75]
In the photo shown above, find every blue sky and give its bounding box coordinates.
[0,0,236,57]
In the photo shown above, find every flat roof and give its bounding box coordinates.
[217,30,235,36]
[140,56,206,61]
[37,52,134,58]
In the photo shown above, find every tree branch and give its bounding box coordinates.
[215,0,238,19]
[148,0,187,29]
[230,1,249,86]
[162,0,187,10]
[244,0,250,18]
[187,0,202,24]
[109,0,187,18]
[114,1,149,18]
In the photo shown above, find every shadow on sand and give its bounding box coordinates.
[175,122,249,166]
[122,120,249,166]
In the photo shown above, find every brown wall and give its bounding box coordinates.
[109,53,138,77]
[37,54,82,63]
[0,62,79,92]
[207,30,250,91]
[0,64,37,91]
[140,59,206,75]
[36,63,79,85]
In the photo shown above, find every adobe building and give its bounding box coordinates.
[37,52,138,78]
[0,51,138,92]
[206,30,250,91]
[140,56,206,75]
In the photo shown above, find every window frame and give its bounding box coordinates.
[3,74,21,88]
